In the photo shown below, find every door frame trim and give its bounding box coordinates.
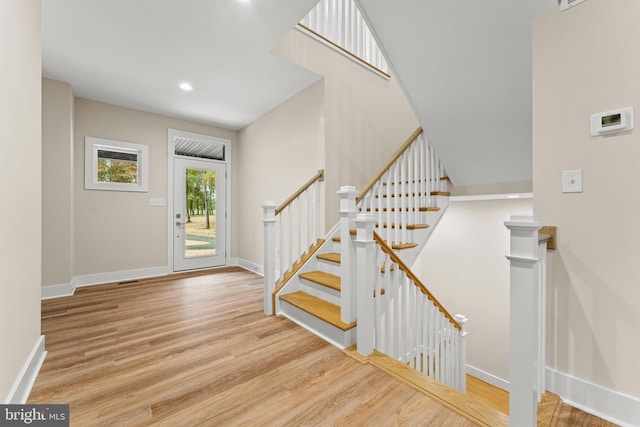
[167,129,232,273]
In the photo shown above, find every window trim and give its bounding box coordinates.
[84,136,149,192]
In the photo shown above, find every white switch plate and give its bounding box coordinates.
[150,198,166,206]
[562,169,582,193]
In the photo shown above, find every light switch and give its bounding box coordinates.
[562,169,582,193]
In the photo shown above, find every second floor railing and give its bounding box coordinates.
[299,0,389,77]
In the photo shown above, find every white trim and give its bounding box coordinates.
[451,192,533,202]
[231,258,264,276]
[466,364,510,392]
[546,367,640,427]
[41,283,75,300]
[73,266,169,288]
[167,129,232,273]
[5,336,46,404]
[84,137,149,192]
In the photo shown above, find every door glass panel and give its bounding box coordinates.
[184,168,216,258]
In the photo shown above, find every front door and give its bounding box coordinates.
[173,157,226,271]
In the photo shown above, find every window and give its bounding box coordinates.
[85,137,148,192]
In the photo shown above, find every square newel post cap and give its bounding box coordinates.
[504,214,544,231]
[338,185,358,215]
[505,214,544,260]
[354,213,375,242]
[262,201,277,222]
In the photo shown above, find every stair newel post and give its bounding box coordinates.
[454,314,468,393]
[262,201,278,315]
[338,186,358,324]
[354,212,376,356]
[505,215,544,427]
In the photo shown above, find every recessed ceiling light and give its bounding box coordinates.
[179,82,193,92]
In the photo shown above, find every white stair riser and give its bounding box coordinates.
[279,300,356,349]
[316,259,341,276]
[300,280,341,305]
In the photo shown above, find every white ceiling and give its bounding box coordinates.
[44,0,559,187]
[357,0,558,186]
[42,0,321,130]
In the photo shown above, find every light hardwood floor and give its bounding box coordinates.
[30,267,477,426]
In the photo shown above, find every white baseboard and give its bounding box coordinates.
[546,367,640,427]
[41,283,75,300]
[73,266,169,288]
[6,336,46,404]
[231,258,264,276]
[43,262,268,300]
[466,364,510,392]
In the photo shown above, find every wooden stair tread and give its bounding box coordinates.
[332,229,356,242]
[376,223,430,230]
[392,243,418,250]
[317,252,341,264]
[280,291,356,331]
[382,177,450,186]
[299,271,341,291]
[376,193,428,198]
[361,207,441,213]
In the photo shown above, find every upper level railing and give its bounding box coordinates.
[299,0,389,77]
[263,170,325,314]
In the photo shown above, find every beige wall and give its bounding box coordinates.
[235,81,325,265]
[533,0,640,398]
[419,198,533,383]
[42,79,74,286]
[0,0,42,401]
[274,29,420,228]
[72,98,237,276]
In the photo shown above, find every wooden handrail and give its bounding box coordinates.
[276,170,324,215]
[356,127,424,205]
[297,24,391,79]
[373,231,461,330]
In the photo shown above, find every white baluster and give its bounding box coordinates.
[262,201,277,315]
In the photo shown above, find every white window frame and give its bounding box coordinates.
[84,136,149,192]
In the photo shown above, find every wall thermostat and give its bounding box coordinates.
[590,107,634,136]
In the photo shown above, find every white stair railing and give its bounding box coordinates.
[354,213,467,393]
[263,170,325,314]
[357,128,448,250]
[299,0,389,76]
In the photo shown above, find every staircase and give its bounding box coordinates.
[278,235,356,348]
[265,128,466,392]
[274,210,451,347]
